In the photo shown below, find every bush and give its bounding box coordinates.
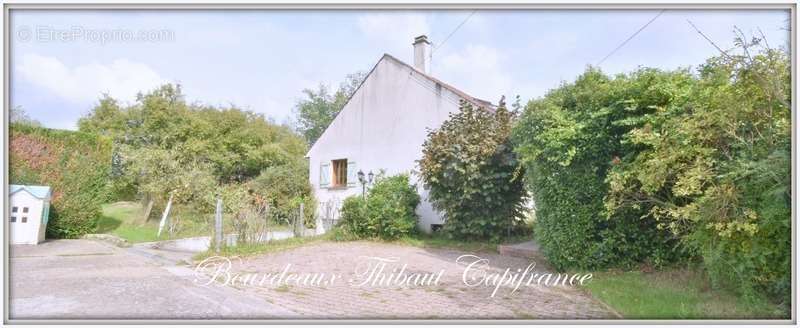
[338,174,420,240]
[248,161,316,227]
[512,68,689,270]
[10,124,112,238]
[418,99,527,241]
[605,42,791,303]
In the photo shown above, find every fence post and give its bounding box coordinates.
[298,203,305,237]
[215,197,223,253]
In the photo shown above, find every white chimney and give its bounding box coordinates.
[413,35,431,74]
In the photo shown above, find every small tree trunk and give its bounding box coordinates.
[157,192,174,238]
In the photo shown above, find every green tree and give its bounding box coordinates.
[78,83,312,223]
[419,98,526,241]
[293,71,366,144]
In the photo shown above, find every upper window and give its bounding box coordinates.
[11,207,17,213]
[22,207,29,213]
[331,159,348,187]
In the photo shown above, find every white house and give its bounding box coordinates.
[9,185,51,245]
[308,35,494,234]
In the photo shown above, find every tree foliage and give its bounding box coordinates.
[604,37,791,302]
[513,36,790,304]
[78,84,311,220]
[10,106,41,127]
[292,71,367,145]
[419,99,527,241]
[512,68,689,270]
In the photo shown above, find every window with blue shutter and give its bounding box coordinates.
[347,161,357,187]
[320,162,331,188]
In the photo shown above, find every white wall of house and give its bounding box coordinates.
[9,191,47,245]
[308,54,469,234]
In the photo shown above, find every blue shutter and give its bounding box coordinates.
[347,161,357,187]
[320,162,331,188]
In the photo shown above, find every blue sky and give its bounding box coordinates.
[10,9,790,130]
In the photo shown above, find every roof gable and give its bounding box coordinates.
[10,185,51,200]
[307,53,494,156]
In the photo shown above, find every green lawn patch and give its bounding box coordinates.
[98,201,212,243]
[97,202,158,243]
[582,268,789,319]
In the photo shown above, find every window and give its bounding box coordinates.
[10,216,16,223]
[331,159,348,187]
[22,207,28,213]
[21,217,27,223]
[11,207,17,213]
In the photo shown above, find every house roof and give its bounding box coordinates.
[380,54,496,109]
[10,185,52,200]
[307,53,496,156]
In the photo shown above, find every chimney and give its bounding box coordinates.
[413,35,431,74]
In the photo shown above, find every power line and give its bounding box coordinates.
[596,9,666,66]
[432,10,477,55]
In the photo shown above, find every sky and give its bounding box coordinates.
[10,9,790,130]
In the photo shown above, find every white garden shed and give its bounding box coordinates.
[9,184,51,245]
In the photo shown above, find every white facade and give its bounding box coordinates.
[308,36,492,234]
[9,185,51,245]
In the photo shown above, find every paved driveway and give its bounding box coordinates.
[9,239,617,320]
[9,239,295,320]
[208,242,618,319]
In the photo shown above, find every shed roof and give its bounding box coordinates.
[10,185,52,200]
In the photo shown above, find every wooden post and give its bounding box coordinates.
[215,197,223,253]
[140,194,154,224]
[156,192,174,238]
[298,203,305,237]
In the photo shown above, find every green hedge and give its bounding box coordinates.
[10,124,112,238]
[511,68,688,270]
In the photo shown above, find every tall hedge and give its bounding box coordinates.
[511,68,689,270]
[10,124,112,238]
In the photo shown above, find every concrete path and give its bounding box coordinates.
[9,239,296,320]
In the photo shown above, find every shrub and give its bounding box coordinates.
[605,41,791,303]
[419,99,527,241]
[248,161,316,228]
[512,68,689,270]
[338,174,420,240]
[9,124,112,238]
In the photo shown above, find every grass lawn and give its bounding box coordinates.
[582,268,789,319]
[97,202,159,242]
[98,201,297,244]
[97,201,211,243]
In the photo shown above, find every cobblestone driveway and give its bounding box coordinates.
[213,241,619,319]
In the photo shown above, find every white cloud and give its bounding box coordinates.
[16,53,169,104]
[357,13,430,50]
[437,44,512,103]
